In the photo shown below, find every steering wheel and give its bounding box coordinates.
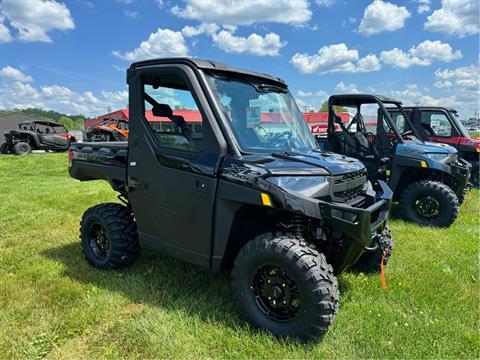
[267,131,292,146]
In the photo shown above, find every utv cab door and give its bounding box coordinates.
[414,109,461,147]
[127,65,225,267]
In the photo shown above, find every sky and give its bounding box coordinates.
[0,0,478,118]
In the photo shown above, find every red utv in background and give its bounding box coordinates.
[387,106,480,187]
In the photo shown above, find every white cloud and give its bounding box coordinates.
[335,82,359,94]
[358,0,411,36]
[124,11,140,19]
[0,0,75,42]
[182,23,219,37]
[390,82,479,117]
[211,30,286,56]
[101,90,129,103]
[425,0,479,37]
[297,90,328,98]
[380,40,462,68]
[291,43,381,74]
[416,0,430,13]
[295,98,316,111]
[0,66,33,83]
[113,28,188,61]
[435,63,480,90]
[433,80,452,88]
[0,15,12,43]
[171,0,311,26]
[316,0,335,6]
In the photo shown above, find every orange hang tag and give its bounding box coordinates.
[380,251,387,289]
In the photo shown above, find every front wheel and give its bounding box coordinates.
[0,143,9,154]
[80,203,139,269]
[470,162,479,189]
[351,227,393,273]
[399,180,459,228]
[13,142,31,155]
[231,233,339,341]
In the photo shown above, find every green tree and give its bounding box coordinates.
[319,100,347,113]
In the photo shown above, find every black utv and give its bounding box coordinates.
[68,58,393,340]
[1,120,75,155]
[321,94,470,228]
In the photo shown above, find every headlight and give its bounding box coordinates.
[266,176,327,197]
[424,153,450,162]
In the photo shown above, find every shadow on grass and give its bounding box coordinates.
[42,242,352,344]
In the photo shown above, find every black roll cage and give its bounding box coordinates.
[327,94,424,144]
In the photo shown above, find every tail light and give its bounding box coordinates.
[60,133,72,139]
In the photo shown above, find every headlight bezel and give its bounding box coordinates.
[266,175,328,198]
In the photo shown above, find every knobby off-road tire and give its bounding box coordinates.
[470,162,479,189]
[13,142,31,155]
[399,180,459,228]
[351,227,393,274]
[0,143,8,154]
[80,203,139,269]
[231,233,339,341]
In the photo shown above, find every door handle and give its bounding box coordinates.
[194,179,208,192]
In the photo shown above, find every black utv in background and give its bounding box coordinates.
[1,120,75,155]
[69,58,394,341]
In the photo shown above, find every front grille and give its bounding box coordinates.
[331,169,368,203]
[333,184,365,202]
[333,169,367,184]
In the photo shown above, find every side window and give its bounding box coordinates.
[388,111,411,133]
[143,75,203,152]
[420,111,452,137]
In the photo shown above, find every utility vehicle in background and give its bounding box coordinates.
[321,94,470,228]
[1,120,75,155]
[84,118,129,142]
[69,58,394,340]
[386,106,479,188]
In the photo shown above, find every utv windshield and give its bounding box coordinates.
[206,73,317,154]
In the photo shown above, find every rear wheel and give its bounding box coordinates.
[80,203,139,269]
[231,233,339,341]
[351,227,393,273]
[399,180,458,227]
[13,142,31,155]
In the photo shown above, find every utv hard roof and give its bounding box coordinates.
[330,94,402,107]
[399,106,457,113]
[129,57,287,86]
[19,120,64,127]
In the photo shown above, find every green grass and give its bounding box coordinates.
[0,153,478,359]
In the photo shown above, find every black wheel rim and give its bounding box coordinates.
[251,265,301,321]
[414,196,441,218]
[88,221,110,259]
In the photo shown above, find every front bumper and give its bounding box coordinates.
[319,180,392,272]
[260,180,393,273]
[449,159,471,197]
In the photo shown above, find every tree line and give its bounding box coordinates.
[0,108,87,130]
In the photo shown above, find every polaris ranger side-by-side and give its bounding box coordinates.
[69,58,393,340]
[322,94,470,228]
[386,106,479,188]
[1,120,75,155]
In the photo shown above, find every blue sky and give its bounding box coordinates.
[0,0,478,118]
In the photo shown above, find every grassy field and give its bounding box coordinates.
[0,154,478,359]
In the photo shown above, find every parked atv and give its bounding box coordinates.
[69,58,394,341]
[386,106,479,188]
[84,118,129,142]
[1,120,75,155]
[322,94,470,228]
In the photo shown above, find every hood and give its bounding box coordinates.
[241,150,365,176]
[459,137,480,148]
[397,141,457,156]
